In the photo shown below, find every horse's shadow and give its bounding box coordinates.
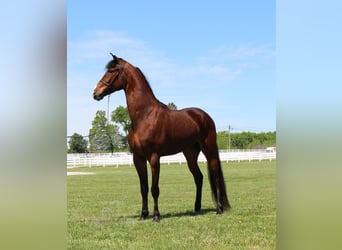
[161,208,216,219]
[126,208,216,221]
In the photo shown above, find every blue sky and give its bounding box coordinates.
[68,1,275,136]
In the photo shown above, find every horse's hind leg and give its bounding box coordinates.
[183,144,203,213]
[201,133,230,214]
[133,154,149,220]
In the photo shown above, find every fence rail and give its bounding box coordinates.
[67,150,276,168]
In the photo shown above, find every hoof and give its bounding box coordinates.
[216,207,223,215]
[192,208,201,215]
[152,212,160,222]
[139,211,149,220]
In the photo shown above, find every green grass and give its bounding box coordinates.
[68,161,276,249]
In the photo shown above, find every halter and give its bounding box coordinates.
[100,61,127,89]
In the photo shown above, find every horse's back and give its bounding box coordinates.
[167,107,217,141]
[179,107,216,131]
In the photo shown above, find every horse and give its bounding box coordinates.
[93,54,230,222]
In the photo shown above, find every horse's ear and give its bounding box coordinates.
[110,53,118,63]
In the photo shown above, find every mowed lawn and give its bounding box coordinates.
[68,161,276,249]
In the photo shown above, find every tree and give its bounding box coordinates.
[231,131,276,149]
[68,133,88,153]
[89,110,121,153]
[231,132,254,149]
[216,131,228,149]
[105,124,122,153]
[111,106,131,136]
[167,102,177,110]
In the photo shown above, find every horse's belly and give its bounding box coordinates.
[158,135,198,156]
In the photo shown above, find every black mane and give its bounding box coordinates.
[105,59,117,70]
[135,67,167,108]
[135,67,154,93]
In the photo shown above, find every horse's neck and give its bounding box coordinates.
[124,69,160,123]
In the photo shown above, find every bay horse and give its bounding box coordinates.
[93,54,230,221]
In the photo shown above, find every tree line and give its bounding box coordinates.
[68,105,275,153]
[216,131,276,150]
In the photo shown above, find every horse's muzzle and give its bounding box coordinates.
[93,93,103,101]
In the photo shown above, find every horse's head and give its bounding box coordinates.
[93,53,127,101]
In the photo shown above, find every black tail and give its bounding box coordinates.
[208,153,231,210]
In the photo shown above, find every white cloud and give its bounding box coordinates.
[68,31,163,65]
[184,44,275,86]
[209,44,275,60]
[208,65,228,74]
[231,46,274,59]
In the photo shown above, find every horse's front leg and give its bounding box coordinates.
[133,154,149,220]
[149,153,161,222]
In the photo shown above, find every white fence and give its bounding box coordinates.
[67,150,276,168]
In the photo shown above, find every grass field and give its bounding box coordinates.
[68,161,276,249]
